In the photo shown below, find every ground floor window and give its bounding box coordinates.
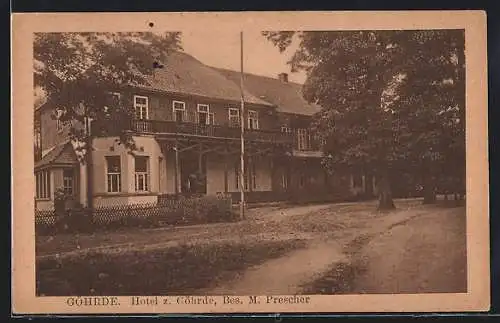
[106,156,121,193]
[35,170,50,199]
[135,156,150,192]
[281,170,289,189]
[235,159,255,191]
[63,169,74,195]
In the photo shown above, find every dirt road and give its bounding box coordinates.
[206,202,467,295]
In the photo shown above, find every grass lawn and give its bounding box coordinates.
[37,238,306,296]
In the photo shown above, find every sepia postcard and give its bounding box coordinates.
[11,11,489,314]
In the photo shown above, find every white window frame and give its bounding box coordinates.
[35,170,50,199]
[106,156,122,193]
[134,95,149,120]
[235,159,254,191]
[297,128,309,150]
[84,116,93,136]
[281,171,288,189]
[197,104,210,125]
[134,156,150,192]
[173,100,186,122]
[55,108,66,132]
[247,110,259,130]
[281,126,292,133]
[228,108,240,127]
[34,118,41,149]
[63,169,74,195]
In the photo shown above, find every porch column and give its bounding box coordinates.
[198,144,203,174]
[248,156,253,192]
[224,152,229,194]
[174,142,180,195]
[362,175,366,193]
[79,163,88,207]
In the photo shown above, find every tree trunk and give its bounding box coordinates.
[86,137,94,211]
[422,173,436,204]
[377,172,395,210]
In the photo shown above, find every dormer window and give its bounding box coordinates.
[134,95,149,120]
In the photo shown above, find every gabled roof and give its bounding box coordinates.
[139,51,274,107]
[214,68,322,116]
[34,141,78,170]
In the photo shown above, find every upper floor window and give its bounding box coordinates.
[197,104,210,125]
[106,156,121,193]
[63,169,74,195]
[35,170,50,199]
[248,110,259,130]
[281,126,292,133]
[34,118,41,155]
[173,100,186,122]
[228,108,240,128]
[135,156,150,192]
[297,128,310,150]
[104,92,121,114]
[134,95,149,120]
[56,119,72,132]
[84,116,93,136]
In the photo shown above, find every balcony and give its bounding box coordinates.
[91,119,294,146]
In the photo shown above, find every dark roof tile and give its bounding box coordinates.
[215,68,322,116]
[140,51,274,107]
[35,141,77,170]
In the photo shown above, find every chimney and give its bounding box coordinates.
[278,73,289,83]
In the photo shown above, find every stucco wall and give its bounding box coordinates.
[91,135,181,200]
[35,199,54,211]
[93,194,158,207]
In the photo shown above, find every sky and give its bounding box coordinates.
[180,30,307,84]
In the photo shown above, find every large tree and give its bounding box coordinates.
[34,32,182,207]
[263,30,465,209]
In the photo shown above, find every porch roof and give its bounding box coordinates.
[34,141,78,170]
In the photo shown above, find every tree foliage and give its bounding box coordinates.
[34,32,182,160]
[263,30,465,208]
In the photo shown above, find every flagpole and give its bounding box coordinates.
[239,31,246,220]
